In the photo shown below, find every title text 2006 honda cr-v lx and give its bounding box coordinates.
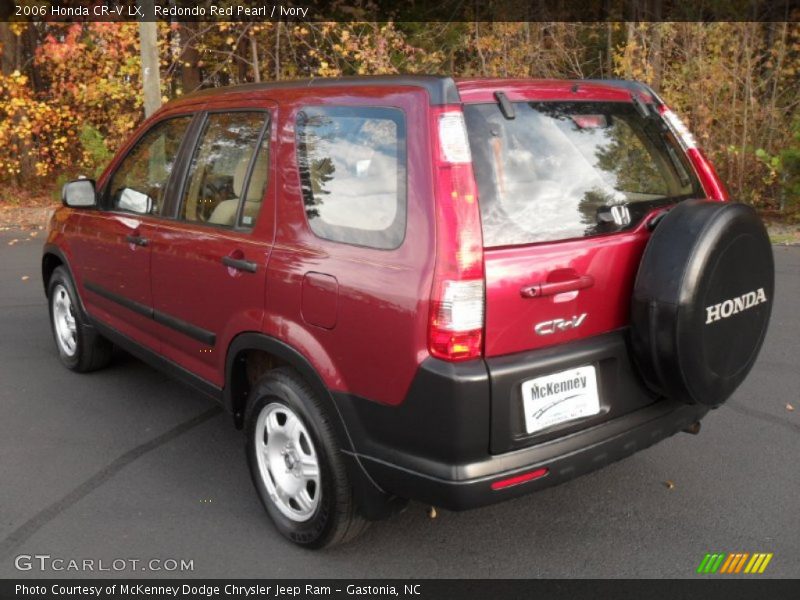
[43,76,774,547]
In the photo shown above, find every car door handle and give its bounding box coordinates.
[125,234,149,247]
[520,275,594,298]
[222,256,257,273]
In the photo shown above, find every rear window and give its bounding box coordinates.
[464,101,701,246]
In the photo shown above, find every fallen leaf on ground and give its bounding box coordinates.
[664,480,675,490]
[29,231,38,237]
[8,239,18,245]
[20,275,30,281]
[787,403,795,412]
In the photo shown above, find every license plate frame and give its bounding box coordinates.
[521,365,600,434]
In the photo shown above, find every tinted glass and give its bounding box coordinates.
[296,106,407,250]
[107,116,191,215]
[180,112,268,227]
[464,101,701,246]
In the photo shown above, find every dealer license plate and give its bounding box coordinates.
[521,365,600,434]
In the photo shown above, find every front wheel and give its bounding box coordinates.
[245,368,368,548]
[47,266,113,372]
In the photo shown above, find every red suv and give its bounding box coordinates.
[43,76,774,548]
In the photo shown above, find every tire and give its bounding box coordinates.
[245,368,369,548]
[630,200,774,407]
[47,266,113,373]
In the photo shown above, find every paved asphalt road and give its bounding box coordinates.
[0,229,798,579]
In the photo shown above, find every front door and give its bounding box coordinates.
[72,115,194,350]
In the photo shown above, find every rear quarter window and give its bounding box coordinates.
[296,106,407,250]
[464,101,701,246]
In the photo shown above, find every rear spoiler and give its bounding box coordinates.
[579,79,666,107]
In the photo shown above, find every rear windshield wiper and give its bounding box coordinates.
[494,91,516,120]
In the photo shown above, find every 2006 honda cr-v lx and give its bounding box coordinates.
[43,76,774,547]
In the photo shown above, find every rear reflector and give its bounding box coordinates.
[490,468,549,490]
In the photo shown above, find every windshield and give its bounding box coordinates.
[463,101,702,246]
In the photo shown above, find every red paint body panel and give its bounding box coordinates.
[148,221,271,386]
[68,211,163,349]
[263,87,436,406]
[483,221,654,357]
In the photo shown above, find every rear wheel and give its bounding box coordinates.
[47,266,113,372]
[245,368,369,548]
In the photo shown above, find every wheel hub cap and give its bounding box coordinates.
[52,284,77,357]
[254,403,321,522]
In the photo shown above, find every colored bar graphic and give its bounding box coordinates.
[719,554,736,574]
[696,554,712,574]
[700,552,772,575]
[710,554,725,573]
[758,554,773,573]
[734,553,749,573]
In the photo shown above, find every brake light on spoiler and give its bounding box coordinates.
[659,106,729,201]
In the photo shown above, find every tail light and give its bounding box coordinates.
[428,107,485,361]
[659,105,729,201]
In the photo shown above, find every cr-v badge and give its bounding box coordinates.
[535,313,588,336]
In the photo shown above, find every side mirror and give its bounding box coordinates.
[62,179,97,208]
[116,188,153,215]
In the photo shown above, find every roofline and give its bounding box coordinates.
[182,75,461,106]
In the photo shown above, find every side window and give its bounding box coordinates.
[296,106,407,250]
[107,116,191,215]
[179,112,269,228]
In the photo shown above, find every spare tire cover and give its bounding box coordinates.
[630,200,774,407]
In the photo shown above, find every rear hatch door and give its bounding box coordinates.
[461,87,703,452]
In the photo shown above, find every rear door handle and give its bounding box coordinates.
[222,256,257,273]
[520,275,594,298]
[125,234,148,247]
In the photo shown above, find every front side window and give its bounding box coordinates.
[107,116,191,215]
[180,112,269,228]
[296,106,407,250]
[464,101,702,246]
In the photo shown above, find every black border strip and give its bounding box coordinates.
[3,0,799,23]
[1,579,798,599]
[84,280,216,346]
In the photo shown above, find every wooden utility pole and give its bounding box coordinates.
[139,0,161,117]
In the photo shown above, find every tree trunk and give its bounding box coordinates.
[0,22,20,76]
[250,33,261,82]
[624,22,635,79]
[138,3,161,118]
[274,21,281,80]
[180,22,202,93]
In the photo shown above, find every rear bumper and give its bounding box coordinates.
[334,331,708,511]
[347,397,706,510]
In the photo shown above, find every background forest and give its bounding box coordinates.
[0,20,799,226]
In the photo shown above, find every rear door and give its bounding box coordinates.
[148,107,275,386]
[462,93,703,451]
